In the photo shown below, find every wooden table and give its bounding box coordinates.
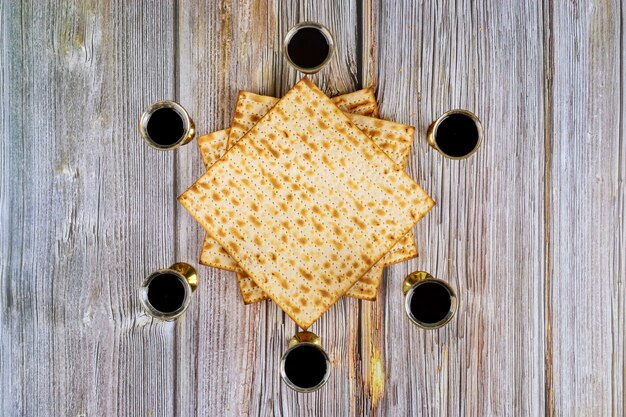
[1,1,624,416]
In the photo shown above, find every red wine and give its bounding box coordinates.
[435,113,480,157]
[409,281,452,324]
[286,27,330,70]
[146,107,185,146]
[283,345,328,389]
[147,273,186,313]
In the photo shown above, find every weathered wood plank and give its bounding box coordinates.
[2,0,625,416]
[175,2,263,417]
[549,1,625,415]
[0,1,179,416]
[107,3,179,415]
[374,1,546,416]
[175,0,365,416]
[268,4,367,416]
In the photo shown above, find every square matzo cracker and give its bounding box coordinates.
[199,93,419,301]
[179,78,434,328]
[198,99,420,302]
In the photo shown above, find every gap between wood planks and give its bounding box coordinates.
[542,0,554,416]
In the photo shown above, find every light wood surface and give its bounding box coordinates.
[0,1,624,416]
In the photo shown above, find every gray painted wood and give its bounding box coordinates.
[549,1,626,416]
[375,1,547,416]
[175,1,366,416]
[0,1,179,416]
[0,0,624,416]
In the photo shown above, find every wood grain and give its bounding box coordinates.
[374,1,547,415]
[1,0,624,416]
[549,1,626,415]
[175,0,366,416]
[1,1,179,416]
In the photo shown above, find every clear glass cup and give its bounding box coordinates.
[283,22,335,74]
[138,100,195,150]
[427,109,484,159]
[280,331,331,392]
[403,271,458,329]
[139,262,198,320]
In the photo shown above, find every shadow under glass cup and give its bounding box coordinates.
[140,262,198,321]
[427,109,484,159]
[280,331,331,393]
[139,100,195,150]
[403,271,458,329]
[283,22,335,74]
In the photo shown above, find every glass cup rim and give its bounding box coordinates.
[140,269,192,320]
[404,278,458,329]
[283,21,335,74]
[280,341,331,393]
[138,100,193,150]
[429,109,484,160]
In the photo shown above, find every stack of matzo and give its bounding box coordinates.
[180,78,434,329]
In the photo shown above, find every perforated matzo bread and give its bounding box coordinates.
[199,94,419,301]
[235,271,268,304]
[227,88,378,149]
[197,129,230,169]
[331,87,379,117]
[196,128,246,271]
[214,93,416,265]
[345,262,385,300]
[343,114,418,300]
[197,91,392,274]
[344,113,413,169]
[179,77,434,329]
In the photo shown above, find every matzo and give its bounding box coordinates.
[197,129,230,170]
[198,91,390,274]
[196,128,246,271]
[331,87,379,117]
[221,92,417,268]
[227,88,379,148]
[179,77,434,329]
[199,94,419,302]
[240,241,418,300]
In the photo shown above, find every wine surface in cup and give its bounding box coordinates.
[286,27,330,70]
[435,113,480,157]
[409,281,452,324]
[147,273,186,313]
[146,107,185,146]
[283,345,328,389]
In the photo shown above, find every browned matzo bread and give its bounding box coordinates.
[199,93,419,301]
[197,90,387,274]
[227,88,379,149]
[331,87,379,117]
[196,129,230,169]
[179,77,434,329]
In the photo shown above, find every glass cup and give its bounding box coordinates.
[280,331,331,392]
[139,262,198,320]
[403,271,458,329]
[427,109,484,159]
[283,22,335,74]
[138,100,195,150]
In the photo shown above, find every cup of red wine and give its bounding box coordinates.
[403,271,457,329]
[427,109,483,159]
[139,101,195,150]
[283,22,335,74]
[280,331,331,393]
[139,263,198,320]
